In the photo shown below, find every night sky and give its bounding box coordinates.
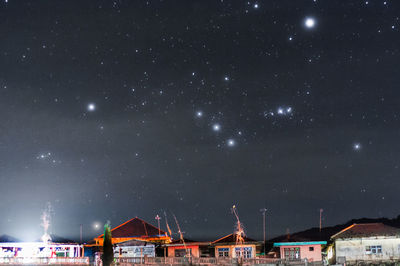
[1,0,400,242]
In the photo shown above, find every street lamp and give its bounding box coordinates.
[260,208,267,255]
[155,215,161,236]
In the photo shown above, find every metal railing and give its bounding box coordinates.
[0,257,90,265]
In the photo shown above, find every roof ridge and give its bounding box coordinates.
[331,224,356,239]
[212,233,233,244]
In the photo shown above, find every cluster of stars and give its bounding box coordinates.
[36,152,51,160]
[36,152,61,164]
[264,106,294,118]
[195,111,236,148]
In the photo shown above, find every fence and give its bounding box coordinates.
[111,257,323,265]
[0,257,90,265]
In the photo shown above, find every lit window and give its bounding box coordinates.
[235,247,252,258]
[218,248,229,257]
[366,245,382,254]
[284,247,301,260]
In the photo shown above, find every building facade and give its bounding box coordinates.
[113,239,155,258]
[331,223,400,264]
[165,239,212,258]
[212,234,260,259]
[273,241,326,262]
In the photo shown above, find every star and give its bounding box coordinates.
[276,106,293,116]
[224,76,229,81]
[212,124,221,132]
[196,111,203,118]
[253,3,259,9]
[353,143,361,151]
[305,17,316,28]
[227,139,236,147]
[37,152,51,160]
[87,103,96,112]
[93,222,101,229]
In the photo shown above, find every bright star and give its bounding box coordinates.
[196,111,203,117]
[253,3,259,9]
[305,17,316,28]
[212,124,221,132]
[277,108,284,115]
[224,76,229,81]
[227,139,236,147]
[353,143,361,151]
[87,103,96,112]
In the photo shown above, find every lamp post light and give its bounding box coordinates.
[155,215,161,236]
[260,208,267,255]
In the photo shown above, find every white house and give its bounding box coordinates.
[331,223,400,264]
[113,239,155,258]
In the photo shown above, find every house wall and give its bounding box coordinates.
[114,245,155,257]
[335,236,400,262]
[95,237,139,245]
[167,245,200,257]
[279,244,322,261]
[95,236,170,246]
[214,244,256,258]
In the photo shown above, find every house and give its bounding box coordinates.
[212,233,260,258]
[273,241,326,261]
[93,217,171,246]
[330,223,400,264]
[113,239,155,258]
[164,238,212,257]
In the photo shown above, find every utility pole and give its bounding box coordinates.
[319,209,323,232]
[260,208,267,255]
[80,224,83,243]
[155,215,161,236]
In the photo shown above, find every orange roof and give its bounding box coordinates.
[331,223,400,239]
[95,217,166,239]
[212,233,256,244]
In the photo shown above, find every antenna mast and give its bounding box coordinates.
[232,205,245,258]
[173,214,189,257]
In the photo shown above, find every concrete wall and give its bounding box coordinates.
[335,236,400,262]
[214,244,256,258]
[279,244,322,262]
[167,245,200,257]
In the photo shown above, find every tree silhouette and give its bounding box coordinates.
[102,223,114,266]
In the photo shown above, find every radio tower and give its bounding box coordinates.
[232,205,245,258]
[173,214,189,257]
